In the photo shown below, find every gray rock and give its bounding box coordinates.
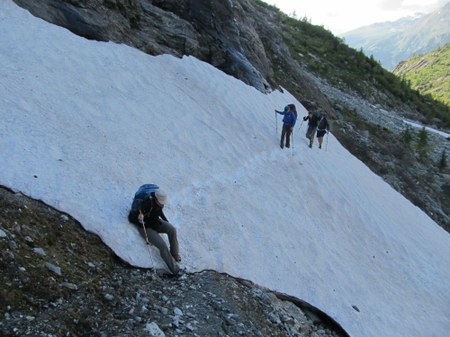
[144,321,165,337]
[11,0,330,107]
[32,247,46,256]
[60,282,78,290]
[44,262,62,276]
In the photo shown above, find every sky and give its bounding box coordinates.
[264,0,448,34]
[1,1,450,337]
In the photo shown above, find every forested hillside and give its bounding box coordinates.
[394,43,450,106]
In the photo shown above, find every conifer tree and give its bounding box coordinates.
[402,125,413,146]
[416,127,429,156]
[438,150,448,170]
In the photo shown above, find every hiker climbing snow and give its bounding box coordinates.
[316,111,330,149]
[128,184,181,275]
[275,104,297,149]
[303,109,321,148]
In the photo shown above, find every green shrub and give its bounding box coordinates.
[439,150,448,170]
[416,127,429,156]
[402,126,413,146]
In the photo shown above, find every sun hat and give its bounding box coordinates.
[155,189,168,205]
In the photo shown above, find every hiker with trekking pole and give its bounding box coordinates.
[275,104,297,149]
[316,111,330,150]
[128,186,181,275]
[303,109,321,148]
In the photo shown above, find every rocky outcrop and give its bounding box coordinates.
[12,0,326,104]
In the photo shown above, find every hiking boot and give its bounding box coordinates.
[319,144,322,149]
[173,254,181,262]
[308,143,312,148]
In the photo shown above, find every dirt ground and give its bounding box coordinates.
[0,186,347,337]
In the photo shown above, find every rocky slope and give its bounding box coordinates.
[0,186,348,337]
[11,0,333,111]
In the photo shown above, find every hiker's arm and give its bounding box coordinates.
[160,209,168,222]
[138,198,152,222]
[275,110,284,115]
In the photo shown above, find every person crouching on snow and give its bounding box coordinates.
[128,189,181,275]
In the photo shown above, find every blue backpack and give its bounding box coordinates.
[130,184,159,216]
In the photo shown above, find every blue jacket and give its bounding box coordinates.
[276,109,296,127]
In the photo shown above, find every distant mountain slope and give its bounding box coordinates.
[394,43,450,106]
[342,2,450,70]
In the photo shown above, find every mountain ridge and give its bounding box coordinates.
[342,1,450,70]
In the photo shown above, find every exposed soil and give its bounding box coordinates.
[0,186,347,337]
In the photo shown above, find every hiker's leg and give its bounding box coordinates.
[316,130,325,148]
[317,137,323,148]
[157,220,180,258]
[146,226,179,275]
[280,126,286,148]
[306,127,313,140]
[307,128,313,147]
[310,127,317,146]
[285,125,292,147]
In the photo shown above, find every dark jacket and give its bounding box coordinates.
[317,116,330,131]
[128,192,167,229]
[140,194,168,229]
[303,112,320,127]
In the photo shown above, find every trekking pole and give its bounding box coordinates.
[297,119,304,132]
[291,128,295,157]
[139,210,151,244]
[139,210,157,275]
[275,111,278,138]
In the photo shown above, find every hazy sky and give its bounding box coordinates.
[264,0,447,34]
